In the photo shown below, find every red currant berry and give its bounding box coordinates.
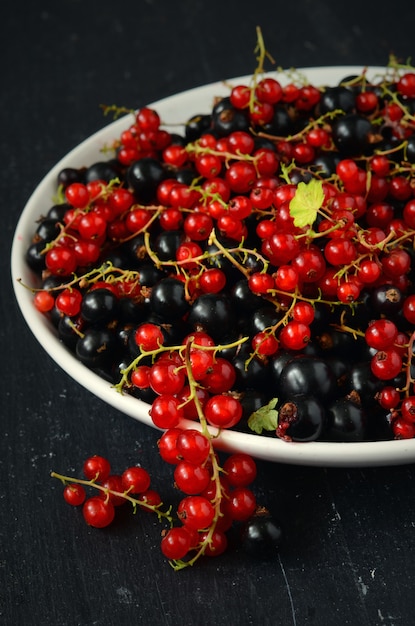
[134,323,165,351]
[177,495,215,530]
[174,460,211,495]
[176,429,210,465]
[225,161,257,194]
[149,360,186,395]
[121,466,151,494]
[248,272,275,295]
[99,475,126,506]
[377,386,400,410]
[403,294,415,324]
[150,395,184,429]
[255,77,283,104]
[158,428,182,464]
[161,527,192,560]
[371,349,402,380]
[83,455,111,481]
[137,489,162,509]
[252,331,279,356]
[55,287,83,317]
[204,394,243,429]
[65,182,90,209]
[401,397,415,423]
[279,321,311,351]
[223,453,257,487]
[33,290,55,313]
[63,483,86,506]
[82,496,115,528]
[45,246,78,276]
[199,529,228,556]
[200,358,236,394]
[392,418,415,440]
[225,486,257,521]
[365,319,398,350]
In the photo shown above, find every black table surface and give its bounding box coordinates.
[3,2,415,625]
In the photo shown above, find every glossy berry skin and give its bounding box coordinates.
[161,527,192,560]
[278,356,337,401]
[324,398,367,442]
[225,486,257,521]
[83,455,111,481]
[121,466,151,494]
[222,453,257,487]
[174,460,211,495]
[277,395,326,442]
[63,483,86,506]
[177,495,215,530]
[82,497,115,528]
[80,288,119,324]
[204,394,243,429]
[176,429,210,465]
[241,511,283,557]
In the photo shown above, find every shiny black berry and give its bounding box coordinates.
[278,356,337,401]
[187,293,236,341]
[324,396,368,442]
[332,114,373,156]
[127,157,166,203]
[149,277,189,321]
[241,509,284,558]
[278,394,326,442]
[80,288,119,324]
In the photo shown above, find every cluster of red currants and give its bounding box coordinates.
[59,454,160,529]
[53,444,270,569]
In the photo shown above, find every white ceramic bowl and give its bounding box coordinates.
[11,66,415,467]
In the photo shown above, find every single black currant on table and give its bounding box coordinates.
[240,508,284,558]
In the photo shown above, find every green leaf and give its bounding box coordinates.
[247,397,279,434]
[289,178,324,228]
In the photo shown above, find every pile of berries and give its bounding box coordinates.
[24,46,415,447]
[52,449,283,569]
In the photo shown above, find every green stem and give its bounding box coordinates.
[50,471,174,522]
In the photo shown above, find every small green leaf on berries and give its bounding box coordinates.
[248,398,279,434]
[289,178,324,228]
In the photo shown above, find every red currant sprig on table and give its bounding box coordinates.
[53,454,170,528]
[51,333,286,569]
[52,444,279,569]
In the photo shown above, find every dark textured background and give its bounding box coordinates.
[3,2,415,624]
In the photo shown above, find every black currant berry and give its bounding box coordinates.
[80,288,119,324]
[187,293,236,341]
[278,356,337,401]
[46,203,70,222]
[185,114,212,141]
[57,167,84,187]
[212,99,250,136]
[369,284,404,317]
[153,230,185,261]
[85,160,120,184]
[127,157,166,203]
[149,277,189,320]
[332,114,373,156]
[319,86,356,114]
[278,394,326,442]
[240,509,284,558]
[76,328,119,369]
[25,241,47,272]
[345,362,383,408]
[323,396,368,442]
